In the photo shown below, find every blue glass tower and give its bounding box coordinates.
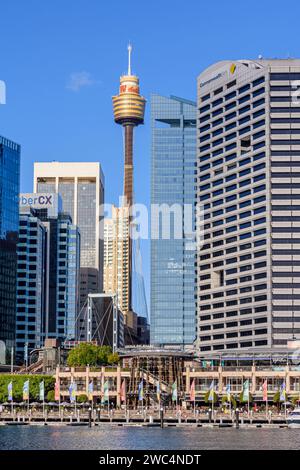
[0,136,20,360]
[16,194,80,361]
[150,95,196,346]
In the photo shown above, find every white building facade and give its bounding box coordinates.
[33,162,104,309]
[196,59,300,352]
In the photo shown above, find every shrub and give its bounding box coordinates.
[204,390,218,404]
[0,375,55,402]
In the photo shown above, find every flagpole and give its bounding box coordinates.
[266,380,268,421]
[248,392,250,419]
[10,382,13,416]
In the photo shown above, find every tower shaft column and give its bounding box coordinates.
[123,123,134,312]
[123,124,134,208]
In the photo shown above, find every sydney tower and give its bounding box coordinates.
[112,45,146,313]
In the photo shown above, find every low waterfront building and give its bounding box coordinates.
[53,349,300,405]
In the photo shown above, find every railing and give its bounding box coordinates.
[221,366,253,372]
[189,366,219,372]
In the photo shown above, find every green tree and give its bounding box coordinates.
[221,395,237,408]
[67,343,119,367]
[204,390,218,404]
[291,396,299,407]
[46,390,55,402]
[77,394,88,403]
[238,391,253,404]
[107,352,120,365]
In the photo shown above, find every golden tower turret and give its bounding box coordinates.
[112,44,146,209]
[112,45,146,315]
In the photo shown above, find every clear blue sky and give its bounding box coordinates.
[0,0,299,310]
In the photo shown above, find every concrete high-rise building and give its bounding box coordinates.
[104,205,130,314]
[150,94,197,347]
[196,59,300,352]
[16,193,80,361]
[0,136,20,362]
[112,45,146,315]
[33,162,104,308]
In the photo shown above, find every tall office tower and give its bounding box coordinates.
[16,193,80,360]
[0,136,20,362]
[104,205,130,314]
[33,162,104,308]
[150,95,197,347]
[112,45,146,315]
[16,205,48,360]
[196,59,300,353]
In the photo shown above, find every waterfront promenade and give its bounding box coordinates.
[0,406,289,428]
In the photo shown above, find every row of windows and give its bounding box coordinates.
[200,154,266,177]
[199,87,265,114]
[201,188,266,209]
[200,328,267,341]
[199,306,267,323]
[200,274,267,291]
[200,340,268,351]
[199,111,265,148]
[199,99,265,125]
[201,76,265,103]
[200,262,266,277]
[203,221,266,244]
[199,283,267,302]
[199,245,266,262]
[199,119,265,142]
[200,165,265,190]
[200,128,265,154]
[204,214,266,232]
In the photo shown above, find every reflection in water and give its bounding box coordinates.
[0,426,299,450]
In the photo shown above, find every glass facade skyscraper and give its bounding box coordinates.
[16,194,80,361]
[150,95,196,346]
[16,207,47,359]
[0,136,20,361]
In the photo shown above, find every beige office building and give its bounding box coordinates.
[33,162,104,308]
[196,59,300,352]
[104,205,130,315]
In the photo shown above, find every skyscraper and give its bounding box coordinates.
[104,205,130,314]
[33,162,104,308]
[196,59,300,352]
[16,193,80,360]
[150,94,197,346]
[112,45,146,317]
[16,205,48,359]
[0,136,20,362]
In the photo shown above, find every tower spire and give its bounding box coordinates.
[127,43,132,75]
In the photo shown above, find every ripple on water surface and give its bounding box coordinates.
[0,425,300,450]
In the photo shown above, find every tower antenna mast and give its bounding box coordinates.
[128,43,132,75]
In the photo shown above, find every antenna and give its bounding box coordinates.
[128,43,132,75]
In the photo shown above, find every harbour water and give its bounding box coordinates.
[0,426,299,450]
